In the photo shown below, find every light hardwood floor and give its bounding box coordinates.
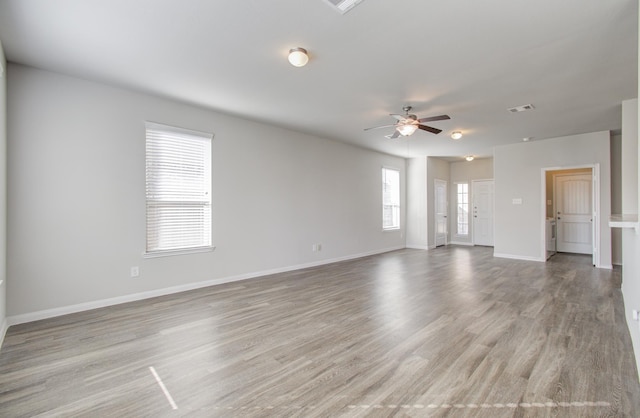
[0,246,639,417]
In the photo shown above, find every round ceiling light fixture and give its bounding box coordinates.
[451,131,463,140]
[465,155,475,162]
[288,47,309,67]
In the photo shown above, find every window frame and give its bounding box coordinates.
[144,121,214,258]
[382,166,401,231]
[455,182,469,237]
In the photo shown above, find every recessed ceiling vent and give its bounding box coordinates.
[323,0,365,14]
[508,104,535,113]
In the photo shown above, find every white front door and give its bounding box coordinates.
[473,180,494,246]
[555,173,592,254]
[435,179,447,247]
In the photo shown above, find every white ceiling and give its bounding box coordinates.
[0,0,637,159]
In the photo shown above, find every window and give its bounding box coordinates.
[382,167,400,230]
[456,183,469,235]
[145,122,213,255]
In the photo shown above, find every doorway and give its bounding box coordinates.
[555,173,593,254]
[543,165,598,266]
[434,179,447,247]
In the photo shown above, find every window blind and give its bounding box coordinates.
[145,122,212,254]
[382,167,400,230]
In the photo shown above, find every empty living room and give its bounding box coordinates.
[1,1,640,417]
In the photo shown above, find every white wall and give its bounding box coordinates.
[0,42,7,343]
[622,99,639,214]
[494,131,612,266]
[406,157,428,249]
[619,62,640,377]
[6,64,406,321]
[449,158,493,245]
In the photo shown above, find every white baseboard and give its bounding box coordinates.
[406,244,430,250]
[493,252,546,262]
[6,246,405,327]
[449,241,473,246]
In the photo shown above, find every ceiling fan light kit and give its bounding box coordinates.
[364,106,450,139]
[451,131,462,140]
[397,124,418,136]
[288,48,309,67]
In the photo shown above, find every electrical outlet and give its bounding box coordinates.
[130,266,140,278]
[633,309,639,321]
[312,244,317,252]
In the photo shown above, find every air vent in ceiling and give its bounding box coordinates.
[508,104,535,113]
[323,0,365,14]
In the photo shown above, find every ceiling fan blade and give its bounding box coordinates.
[385,130,401,139]
[418,124,442,134]
[418,115,450,123]
[364,124,398,131]
[390,114,408,123]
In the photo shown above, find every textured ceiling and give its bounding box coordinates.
[0,0,637,159]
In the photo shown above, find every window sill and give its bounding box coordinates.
[143,246,216,259]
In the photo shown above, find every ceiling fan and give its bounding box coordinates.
[364,106,450,139]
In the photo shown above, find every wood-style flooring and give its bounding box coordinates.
[0,246,639,417]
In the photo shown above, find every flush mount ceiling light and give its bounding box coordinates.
[523,137,532,142]
[451,131,463,140]
[288,48,309,67]
[465,155,475,162]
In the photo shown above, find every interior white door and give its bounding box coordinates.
[555,173,592,254]
[434,179,447,247]
[473,180,494,246]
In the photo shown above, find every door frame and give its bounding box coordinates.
[472,179,495,246]
[541,164,599,266]
[434,179,448,247]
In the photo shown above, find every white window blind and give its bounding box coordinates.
[145,122,212,255]
[382,167,400,230]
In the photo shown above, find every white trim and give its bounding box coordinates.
[143,246,215,259]
[6,246,405,326]
[434,178,448,247]
[494,252,546,262]
[453,181,470,238]
[406,244,430,250]
[0,319,8,349]
[542,164,601,267]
